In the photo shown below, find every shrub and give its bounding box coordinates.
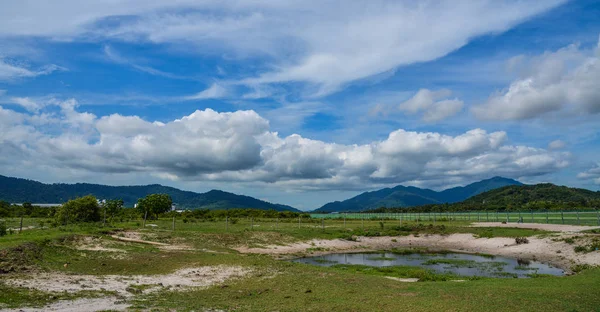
[515,237,529,245]
[56,195,101,223]
[0,222,6,237]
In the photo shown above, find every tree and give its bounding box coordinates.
[22,202,33,216]
[56,195,101,224]
[136,194,173,225]
[103,199,124,223]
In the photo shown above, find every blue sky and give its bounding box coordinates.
[1,0,599,210]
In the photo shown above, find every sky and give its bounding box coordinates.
[0,0,599,210]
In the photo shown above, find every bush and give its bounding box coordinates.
[0,222,6,237]
[55,195,101,223]
[515,237,529,245]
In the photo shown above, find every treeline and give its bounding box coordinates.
[0,195,307,225]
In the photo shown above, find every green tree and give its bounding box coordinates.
[56,195,101,224]
[137,194,173,225]
[22,202,33,216]
[102,199,124,223]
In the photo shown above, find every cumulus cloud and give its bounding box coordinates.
[473,36,600,120]
[578,164,600,185]
[0,101,570,190]
[0,0,565,94]
[399,89,464,122]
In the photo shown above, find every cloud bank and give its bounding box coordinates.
[0,100,570,190]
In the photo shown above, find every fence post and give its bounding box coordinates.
[172,214,175,231]
[322,218,324,231]
[399,212,402,226]
[226,216,229,232]
[103,206,107,227]
[577,211,580,225]
[531,210,534,223]
[276,217,279,230]
[506,211,509,223]
[486,210,489,222]
[251,217,254,230]
[19,210,24,233]
[546,210,549,224]
[433,212,436,226]
[362,214,364,231]
[298,215,301,229]
[561,209,564,224]
[343,214,346,228]
[597,209,600,226]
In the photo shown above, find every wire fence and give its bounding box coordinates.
[310,210,600,226]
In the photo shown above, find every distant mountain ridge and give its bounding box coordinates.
[0,175,300,212]
[315,177,523,212]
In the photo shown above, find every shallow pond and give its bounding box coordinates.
[292,252,565,278]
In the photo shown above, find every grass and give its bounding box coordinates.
[0,216,599,311]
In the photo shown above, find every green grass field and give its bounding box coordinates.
[311,211,600,226]
[0,217,599,311]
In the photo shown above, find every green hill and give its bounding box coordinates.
[0,175,300,212]
[462,183,600,210]
[315,177,522,212]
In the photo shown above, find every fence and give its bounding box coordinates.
[310,210,600,226]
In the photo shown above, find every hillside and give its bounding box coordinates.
[0,175,300,212]
[463,183,600,209]
[315,177,522,212]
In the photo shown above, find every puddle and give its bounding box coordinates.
[292,252,565,278]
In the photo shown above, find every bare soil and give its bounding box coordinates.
[236,232,600,272]
[1,297,130,312]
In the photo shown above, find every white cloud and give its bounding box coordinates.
[103,45,186,80]
[0,101,570,191]
[548,140,566,150]
[0,59,66,81]
[11,97,43,112]
[473,36,600,120]
[183,83,228,100]
[0,0,565,95]
[578,164,600,185]
[398,89,464,122]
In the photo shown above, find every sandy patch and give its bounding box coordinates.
[236,234,600,272]
[5,265,250,298]
[0,297,129,312]
[74,236,128,254]
[384,277,419,282]
[470,222,600,233]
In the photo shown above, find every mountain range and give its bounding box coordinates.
[314,177,523,212]
[0,175,300,212]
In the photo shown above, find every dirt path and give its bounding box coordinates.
[236,233,600,272]
[469,222,600,232]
